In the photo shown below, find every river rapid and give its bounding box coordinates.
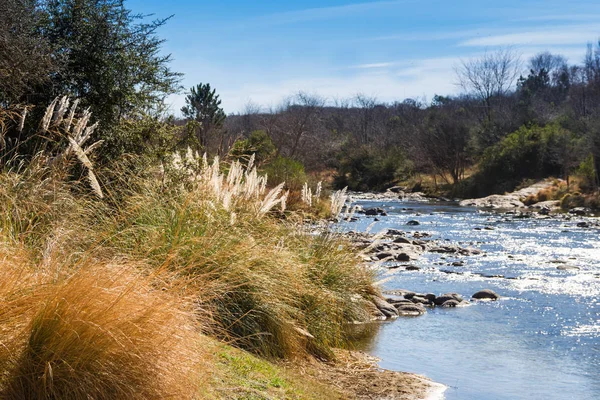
[340,198,600,400]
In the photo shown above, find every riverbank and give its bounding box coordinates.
[0,144,450,399]
[209,340,445,399]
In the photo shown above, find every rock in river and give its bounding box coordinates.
[371,295,398,319]
[395,303,426,316]
[441,299,461,308]
[557,265,580,271]
[472,289,500,300]
[407,220,420,226]
[433,292,464,306]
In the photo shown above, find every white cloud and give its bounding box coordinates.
[513,13,600,23]
[460,25,599,47]
[250,0,413,25]
[211,56,463,113]
[351,62,395,69]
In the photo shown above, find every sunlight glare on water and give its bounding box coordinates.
[342,199,600,400]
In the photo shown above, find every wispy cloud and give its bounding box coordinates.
[250,0,414,25]
[209,55,466,113]
[513,13,600,22]
[350,62,395,69]
[459,25,599,47]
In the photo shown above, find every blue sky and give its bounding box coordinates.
[127,0,600,114]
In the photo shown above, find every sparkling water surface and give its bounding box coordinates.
[341,199,600,400]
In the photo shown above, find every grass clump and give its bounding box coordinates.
[103,155,374,359]
[0,250,203,400]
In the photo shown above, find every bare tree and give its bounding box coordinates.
[455,47,522,122]
[275,92,325,158]
[354,94,378,144]
[529,52,567,76]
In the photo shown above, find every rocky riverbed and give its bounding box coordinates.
[335,189,600,400]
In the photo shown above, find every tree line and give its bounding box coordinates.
[1,0,599,199]
[224,45,600,196]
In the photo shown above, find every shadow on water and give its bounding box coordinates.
[344,322,381,351]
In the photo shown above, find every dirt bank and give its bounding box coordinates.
[286,349,446,400]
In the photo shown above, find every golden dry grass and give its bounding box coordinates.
[0,247,206,399]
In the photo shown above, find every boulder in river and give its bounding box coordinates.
[424,293,437,302]
[371,295,398,319]
[410,296,433,306]
[433,292,464,306]
[395,303,426,316]
[395,253,411,262]
[556,265,580,271]
[472,289,500,300]
[407,220,420,226]
[569,207,589,216]
[441,299,461,308]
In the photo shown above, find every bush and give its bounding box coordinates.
[263,156,307,191]
[577,154,597,193]
[560,192,584,209]
[229,130,276,167]
[333,144,411,191]
[473,123,578,196]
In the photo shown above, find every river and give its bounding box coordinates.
[341,198,600,400]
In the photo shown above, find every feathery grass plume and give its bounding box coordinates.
[67,137,103,198]
[18,107,27,133]
[247,153,256,171]
[52,95,70,125]
[67,137,93,169]
[259,182,285,215]
[344,204,359,221]
[315,181,322,200]
[87,169,104,199]
[301,182,312,207]
[40,97,58,132]
[280,190,289,213]
[330,187,348,218]
[64,99,80,131]
[81,121,99,143]
[83,140,104,155]
[71,108,92,144]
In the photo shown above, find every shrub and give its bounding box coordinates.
[334,144,411,191]
[229,130,276,167]
[473,123,578,195]
[263,156,307,191]
[577,154,597,193]
[560,192,585,209]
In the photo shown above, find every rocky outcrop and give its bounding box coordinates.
[459,180,558,209]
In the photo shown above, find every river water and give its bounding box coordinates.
[341,198,600,400]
